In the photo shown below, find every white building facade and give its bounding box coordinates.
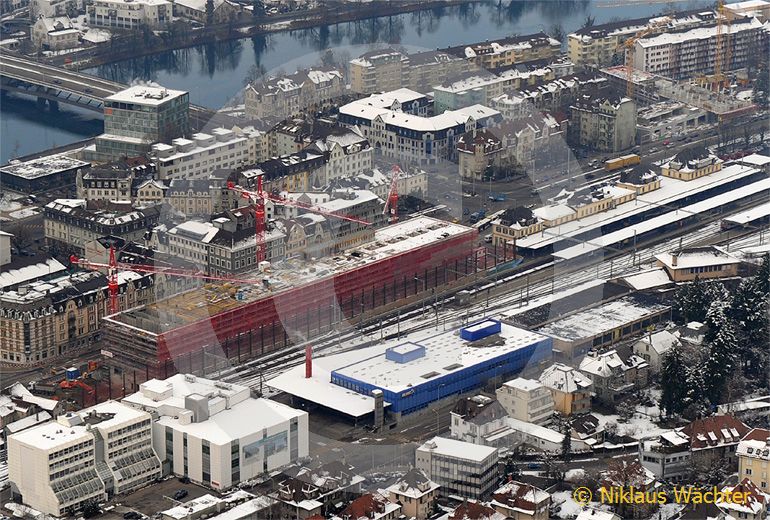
[496,378,554,426]
[123,374,309,491]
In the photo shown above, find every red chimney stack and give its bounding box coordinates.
[305,345,313,378]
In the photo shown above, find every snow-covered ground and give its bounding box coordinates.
[551,490,614,519]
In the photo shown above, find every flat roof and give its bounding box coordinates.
[521,161,760,252]
[0,258,66,289]
[10,420,92,451]
[537,296,670,342]
[0,154,88,179]
[553,175,770,260]
[162,494,221,520]
[111,217,473,332]
[106,85,187,106]
[332,321,549,393]
[723,200,770,226]
[417,436,497,462]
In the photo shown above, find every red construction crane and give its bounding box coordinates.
[382,165,401,224]
[227,179,372,266]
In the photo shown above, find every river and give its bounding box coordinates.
[0,0,711,163]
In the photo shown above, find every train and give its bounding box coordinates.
[604,154,641,172]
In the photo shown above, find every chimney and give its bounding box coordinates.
[305,345,313,378]
[765,435,770,448]
[671,253,678,267]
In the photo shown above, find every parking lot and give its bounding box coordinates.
[112,477,214,517]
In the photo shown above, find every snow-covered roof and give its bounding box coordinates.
[537,297,669,342]
[635,330,680,356]
[539,363,592,393]
[417,436,497,462]
[621,268,673,290]
[554,174,770,260]
[656,246,740,270]
[502,377,544,392]
[578,350,629,378]
[332,321,549,393]
[162,494,222,520]
[105,85,187,106]
[575,509,620,520]
[532,204,575,221]
[737,428,770,460]
[0,258,67,290]
[722,200,770,226]
[0,154,88,179]
[637,17,764,48]
[520,161,761,252]
[506,416,564,444]
[5,412,52,434]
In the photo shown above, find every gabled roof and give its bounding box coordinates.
[449,501,506,520]
[491,480,550,513]
[680,415,749,450]
[539,363,592,393]
[451,396,508,426]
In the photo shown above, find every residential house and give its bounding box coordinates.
[738,428,770,493]
[173,0,240,23]
[335,493,401,520]
[570,413,605,450]
[450,395,516,449]
[31,16,79,50]
[447,501,506,520]
[538,363,592,415]
[716,478,769,520]
[496,377,554,426]
[632,330,681,374]
[641,415,750,481]
[490,480,550,520]
[578,349,649,405]
[385,468,439,520]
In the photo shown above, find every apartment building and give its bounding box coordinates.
[244,68,344,120]
[151,127,262,180]
[567,10,719,66]
[496,377,554,426]
[489,74,605,119]
[306,128,372,183]
[538,363,592,416]
[349,48,408,94]
[338,92,500,165]
[406,50,474,92]
[385,469,439,520]
[88,0,170,29]
[44,199,161,256]
[457,129,503,180]
[738,428,770,493]
[450,396,515,448]
[443,32,561,70]
[165,173,239,218]
[173,0,239,23]
[123,374,309,491]
[162,215,285,276]
[244,148,327,193]
[0,268,155,365]
[415,436,498,500]
[633,17,767,79]
[8,401,160,517]
[330,166,427,202]
[77,160,166,205]
[569,91,636,152]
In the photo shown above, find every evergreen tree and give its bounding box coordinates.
[205,0,215,24]
[252,0,264,18]
[561,423,572,462]
[660,345,693,416]
[702,302,738,405]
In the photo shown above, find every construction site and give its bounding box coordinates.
[99,216,483,378]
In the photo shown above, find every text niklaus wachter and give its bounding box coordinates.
[600,486,750,505]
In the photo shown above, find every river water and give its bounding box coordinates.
[0,0,710,163]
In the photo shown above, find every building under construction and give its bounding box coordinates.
[102,217,479,377]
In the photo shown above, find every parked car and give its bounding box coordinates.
[173,489,189,501]
[178,476,191,484]
[123,512,141,520]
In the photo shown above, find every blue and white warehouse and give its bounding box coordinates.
[330,318,552,415]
